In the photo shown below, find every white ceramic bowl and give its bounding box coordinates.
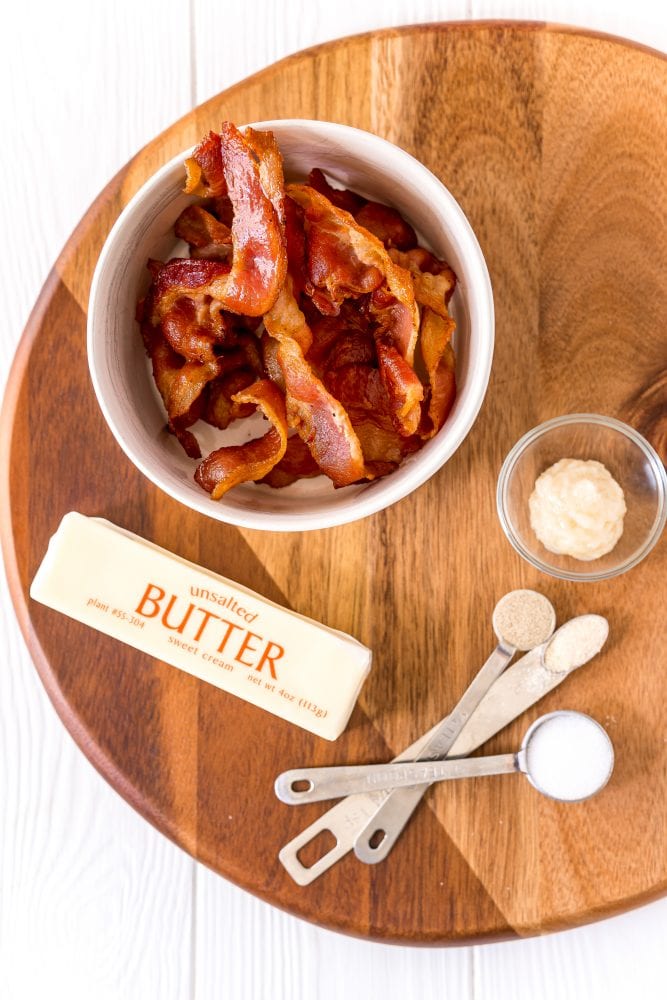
[88,119,494,531]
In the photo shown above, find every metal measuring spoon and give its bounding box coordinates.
[274,591,554,857]
[278,615,607,885]
[350,589,556,863]
[275,710,614,804]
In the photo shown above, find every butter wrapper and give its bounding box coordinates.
[30,512,371,740]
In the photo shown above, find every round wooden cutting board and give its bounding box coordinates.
[2,22,667,944]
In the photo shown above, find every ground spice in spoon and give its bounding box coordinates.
[492,589,556,651]
[544,614,609,673]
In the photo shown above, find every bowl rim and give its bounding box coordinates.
[87,118,495,531]
[496,412,667,581]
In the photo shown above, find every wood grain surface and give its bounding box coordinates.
[1,22,666,945]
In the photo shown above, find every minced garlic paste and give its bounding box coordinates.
[528,458,626,561]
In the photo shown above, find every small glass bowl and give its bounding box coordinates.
[497,414,667,582]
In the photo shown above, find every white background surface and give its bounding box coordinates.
[1,2,666,998]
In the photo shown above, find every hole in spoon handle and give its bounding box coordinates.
[354,784,429,863]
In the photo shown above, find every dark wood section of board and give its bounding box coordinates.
[1,23,667,943]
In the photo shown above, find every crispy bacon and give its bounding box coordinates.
[324,365,421,466]
[305,219,383,313]
[373,336,424,436]
[243,127,285,226]
[211,122,286,315]
[184,132,227,198]
[194,380,288,500]
[388,247,457,436]
[273,337,368,487]
[158,123,287,318]
[419,307,457,437]
[140,315,221,459]
[284,196,307,295]
[260,434,321,488]
[287,183,418,353]
[174,204,232,259]
[139,126,459,495]
[307,168,365,215]
[287,183,423,435]
[204,369,258,429]
[390,247,457,310]
[151,257,231,322]
[307,169,417,250]
[263,277,313,355]
[264,285,367,486]
[160,298,219,364]
[166,361,219,426]
[354,202,417,251]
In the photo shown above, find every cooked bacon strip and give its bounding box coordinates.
[300,192,385,315]
[151,258,230,323]
[264,279,367,484]
[271,336,367,487]
[157,123,287,318]
[284,196,307,295]
[210,122,286,314]
[324,365,421,466]
[167,360,221,424]
[387,247,457,436]
[204,369,257,429]
[174,205,232,259]
[194,380,288,500]
[243,127,285,226]
[264,284,367,485]
[263,277,312,355]
[287,183,418,358]
[354,202,417,251]
[184,132,227,198]
[419,308,457,437]
[391,246,456,283]
[373,336,425,436]
[140,312,221,458]
[383,246,457,436]
[260,435,321,488]
[389,247,457,311]
[306,218,383,313]
[288,183,422,435]
[305,302,369,373]
[307,168,365,215]
[307,169,417,250]
[160,298,219,364]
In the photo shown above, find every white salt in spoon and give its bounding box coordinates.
[276,710,614,804]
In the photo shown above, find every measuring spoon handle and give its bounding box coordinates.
[354,642,515,863]
[275,754,517,803]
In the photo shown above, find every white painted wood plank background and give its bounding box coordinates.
[1,2,666,998]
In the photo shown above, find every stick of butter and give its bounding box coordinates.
[30,512,372,740]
